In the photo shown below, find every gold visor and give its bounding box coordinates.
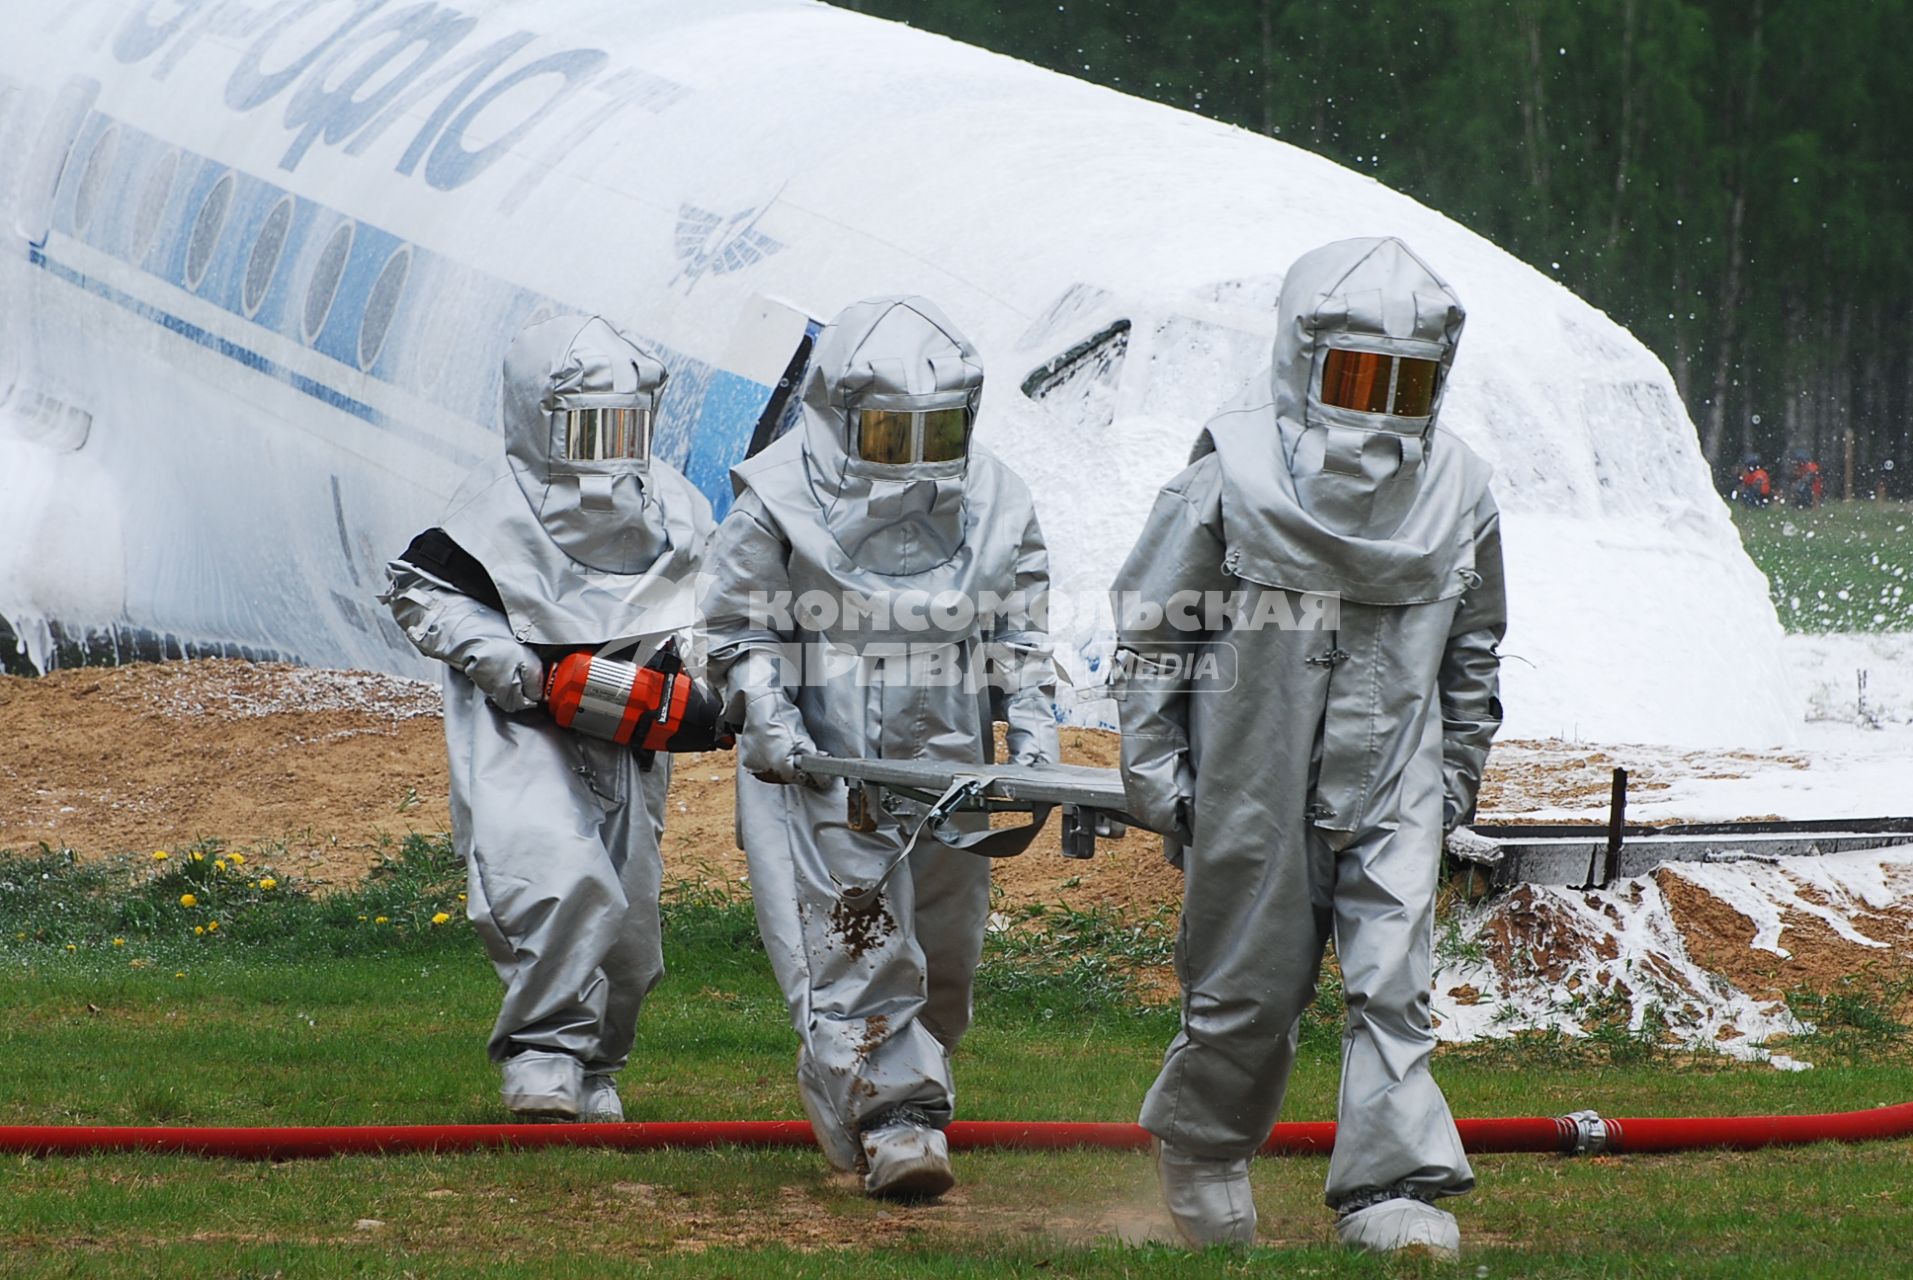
[562,406,653,461]
[1320,348,1443,418]
[855,407,971,464]
[921,408,970,462]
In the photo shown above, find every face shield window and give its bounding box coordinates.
[561,405,653,462]
[1320,348,1444,418]
[853,405,973,465]
[920,407,970,462]
[1391,357,1441,417]
[857,408,917,465]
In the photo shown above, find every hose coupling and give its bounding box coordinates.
[1563,1109,1610,1155]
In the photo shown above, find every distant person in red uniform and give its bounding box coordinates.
[1786,449,1824,509]
[1734,454,1772,508]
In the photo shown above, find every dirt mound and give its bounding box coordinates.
[1433,848,1913,1061]
[1435,874,1804,1058]
[1656,859,1913,1020]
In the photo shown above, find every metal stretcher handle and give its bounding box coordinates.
[801,755,1142,912]
[795,755,1137,817]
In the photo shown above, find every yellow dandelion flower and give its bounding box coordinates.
[152,850,169,862]
[190,851,204,863]
[249,880,259,889]
[357,915,368,922]
[259,877,278,890]
[64,943,76,952]
[205,921,219,933]
[457,893,467,902]
[178,893,198,908]
[112,938,125,947]
[230,854,246,866]
[214,860,226,872]
[374,916,389,925]
[430,912,451,926]
[173,971,184,979]
[194,926,205,936]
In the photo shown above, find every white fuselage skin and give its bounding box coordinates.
[0,0,1794,746]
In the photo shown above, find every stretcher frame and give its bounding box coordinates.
[796,755,1139,859]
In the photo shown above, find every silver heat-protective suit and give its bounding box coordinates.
[382,314,712,1106]
[1111,238,1506,1211]
[700,296,1058,1172]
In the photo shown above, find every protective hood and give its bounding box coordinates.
[440,315,711,646]
[798,296,983,575]
[1273,236,1465,537]
[501,314,670,573]
[1196,237,1490,605]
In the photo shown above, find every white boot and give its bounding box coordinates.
[500,1050,583,1121]
[1336,1198,1460,1260]
[580,1073,623,1122]
[1155,1140,1257,1247]
[860,1111,955,1200]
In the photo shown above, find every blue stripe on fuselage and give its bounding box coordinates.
[28,244,397,434]
[37,110,771,518]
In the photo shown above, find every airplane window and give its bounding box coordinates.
[17,76,96,248]
[184,171,233,290]
[72,125,118,234]
[357,246,410,370]
[303,221,354,342]
[129,148,178,264]
[243,196,293,317]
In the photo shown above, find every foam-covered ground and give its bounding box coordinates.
[1434,848,1913,1070]
[1441,632,1913,1068]
[1481,632,1913,824]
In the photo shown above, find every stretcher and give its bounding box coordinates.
[795,754,1140,910]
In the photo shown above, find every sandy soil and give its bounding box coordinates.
[0,660,1178,913]
[0,661,450,890]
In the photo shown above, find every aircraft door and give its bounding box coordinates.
[723,294,819,459]
[672,295,817,513]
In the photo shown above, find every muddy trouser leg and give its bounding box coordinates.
[1140,825,1332,1158]
[585,755,668,1077]
[1323,817,1473,1206]
[463,747,630,1066]
[741,775,954,1169]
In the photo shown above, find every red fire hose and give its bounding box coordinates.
[5,1103,1911,1161]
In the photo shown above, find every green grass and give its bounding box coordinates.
[1732,499,1913,632]
[2,839,1911,1276]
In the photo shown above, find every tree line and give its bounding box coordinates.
[832,0,1911,497]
